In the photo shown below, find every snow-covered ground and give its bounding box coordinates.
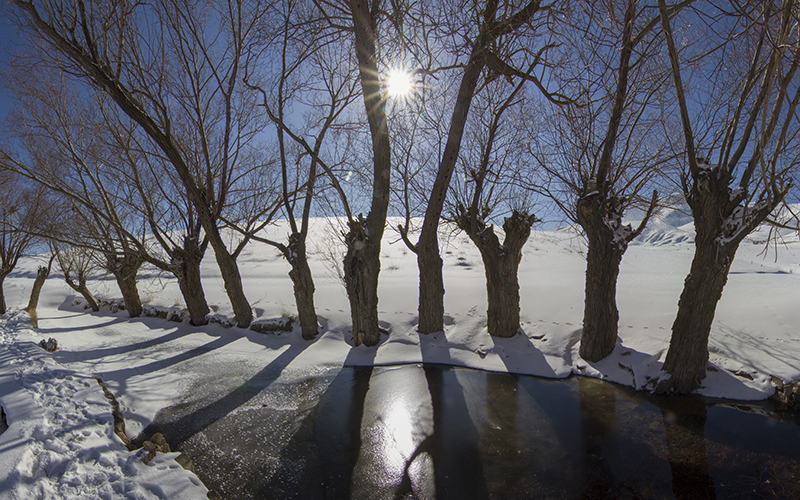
[0,209,798,498]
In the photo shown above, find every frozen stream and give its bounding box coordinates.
[139,364,800,499]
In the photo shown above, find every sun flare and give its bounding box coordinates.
[385,68,414,98]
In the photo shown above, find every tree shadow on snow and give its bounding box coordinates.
[50,323,190,363]
[489,329,557,378]
[711,322,800,381]
[130,334,314,449]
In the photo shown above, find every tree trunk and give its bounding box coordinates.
[172,247,210,326]
[414,1,534,335]
[62,268,100,311]
[68,279,100,312]
[109,254,143,318]
[579,241,623,362]
[286,233,318,340]
[347,1,392,346]
[660,240,735,394]
[344,218,382,346]
[415,38,487,335]
[26,256,54,320]
[206,226,251,328]
[480,247,524,338]
[457,211,534,338]
[658,185,779,394]
[417,241,445,334]
[657,164,760,394]
[577,199,626,362]
[0,273,7,315]
[79,285,100,312]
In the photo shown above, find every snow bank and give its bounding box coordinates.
[0,311,208,500]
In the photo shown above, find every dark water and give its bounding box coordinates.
[139,364,800,499]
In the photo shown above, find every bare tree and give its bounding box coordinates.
[25,253,55,326]
[288,0,568,343]
[337,0,395,346]
[10,0,271,327]
[244,0,361,339]
[401,0,571,335]
[0,171,51,314]
[0,71,186,319]
[451,78,539,338]
[532,0,685,361]
[54,243,100,312]
[104,115,215,326]
[269,0,415,346]
[657,0,800,393]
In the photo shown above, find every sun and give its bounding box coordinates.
[385,67,414,98]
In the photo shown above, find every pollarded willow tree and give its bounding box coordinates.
[243,0,393,346]
[450,77,540,338]
[341,0,396,346]
[25,252,55,325]
[267,0,404,346]
[533,0,683,362]
[656,0,800,393]
[11,0,271,328]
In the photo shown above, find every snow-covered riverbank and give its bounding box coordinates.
[1,213,798,498]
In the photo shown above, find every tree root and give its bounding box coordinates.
[93,376,134,450]
[93,376,195,470]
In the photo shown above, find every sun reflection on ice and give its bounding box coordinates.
[352,366,435,498]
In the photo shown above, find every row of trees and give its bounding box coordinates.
[0,0,798,394]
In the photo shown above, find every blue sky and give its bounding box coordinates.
[0,7,18,118]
